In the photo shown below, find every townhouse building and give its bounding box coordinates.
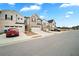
[48,19,56,31]
[42,20,49,32]
[0,10,25,33]
[24,14,57,32]
[24,14,42,32]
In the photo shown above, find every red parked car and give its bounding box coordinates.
[6,28,19,37]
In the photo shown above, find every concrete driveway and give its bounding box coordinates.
[0,32,30,46]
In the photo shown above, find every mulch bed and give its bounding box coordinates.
[25,31,37,36]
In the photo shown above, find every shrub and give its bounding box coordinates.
[4,30,7,33]
[29,28,32,32]
[0,32,4,35]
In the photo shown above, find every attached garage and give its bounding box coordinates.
[31,26,41,33]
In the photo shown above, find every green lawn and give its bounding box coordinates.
[0,32,4,35]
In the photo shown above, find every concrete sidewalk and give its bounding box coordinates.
[0,32,42,46]
[32,31,62,39]
[0,31,62,46]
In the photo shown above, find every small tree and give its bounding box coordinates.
[29,28,32,32]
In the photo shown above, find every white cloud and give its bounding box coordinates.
[65,14,70,18]
[60,3,70,8]
[40,15,44,19]
[60,3,79,8]
[67,11,74,15]
[36,3,43,5]
[20,5,41,12]
[8,3,15,5]
[65,11,74,18]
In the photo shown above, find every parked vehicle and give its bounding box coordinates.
[6,28,19,37]
[54,29,60,32]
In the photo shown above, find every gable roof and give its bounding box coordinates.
[24,16,30,19]
[31,14,42,21]
[48,19,54,23]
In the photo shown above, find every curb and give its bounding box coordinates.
[0,32,63,47]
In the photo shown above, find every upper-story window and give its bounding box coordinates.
[18,18,20,20]
[16,15,17,17]
[32,18,34,22]
[21,18,22,20]
[5,14,7,20]
[32,18,36,22]
[11,15,13,20]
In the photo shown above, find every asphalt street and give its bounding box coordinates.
[0,30,79,56]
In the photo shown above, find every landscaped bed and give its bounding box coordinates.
[0,32,4,35]
[25,31,37,36]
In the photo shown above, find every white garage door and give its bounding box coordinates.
[31,27,41,33]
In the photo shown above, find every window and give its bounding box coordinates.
[21,18,22,20]
[18,18,20,20]
[32,18,36,22]
[5,14,7,20]
[10,26,14,27]
[16,15,17,17]
[15,26,18,27]
[11,15,13,20]
[19,26,22,27]
[5,26,9,27]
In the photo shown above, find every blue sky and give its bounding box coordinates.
[0,3,79,27]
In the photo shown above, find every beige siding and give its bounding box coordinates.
[0,10,25,32]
